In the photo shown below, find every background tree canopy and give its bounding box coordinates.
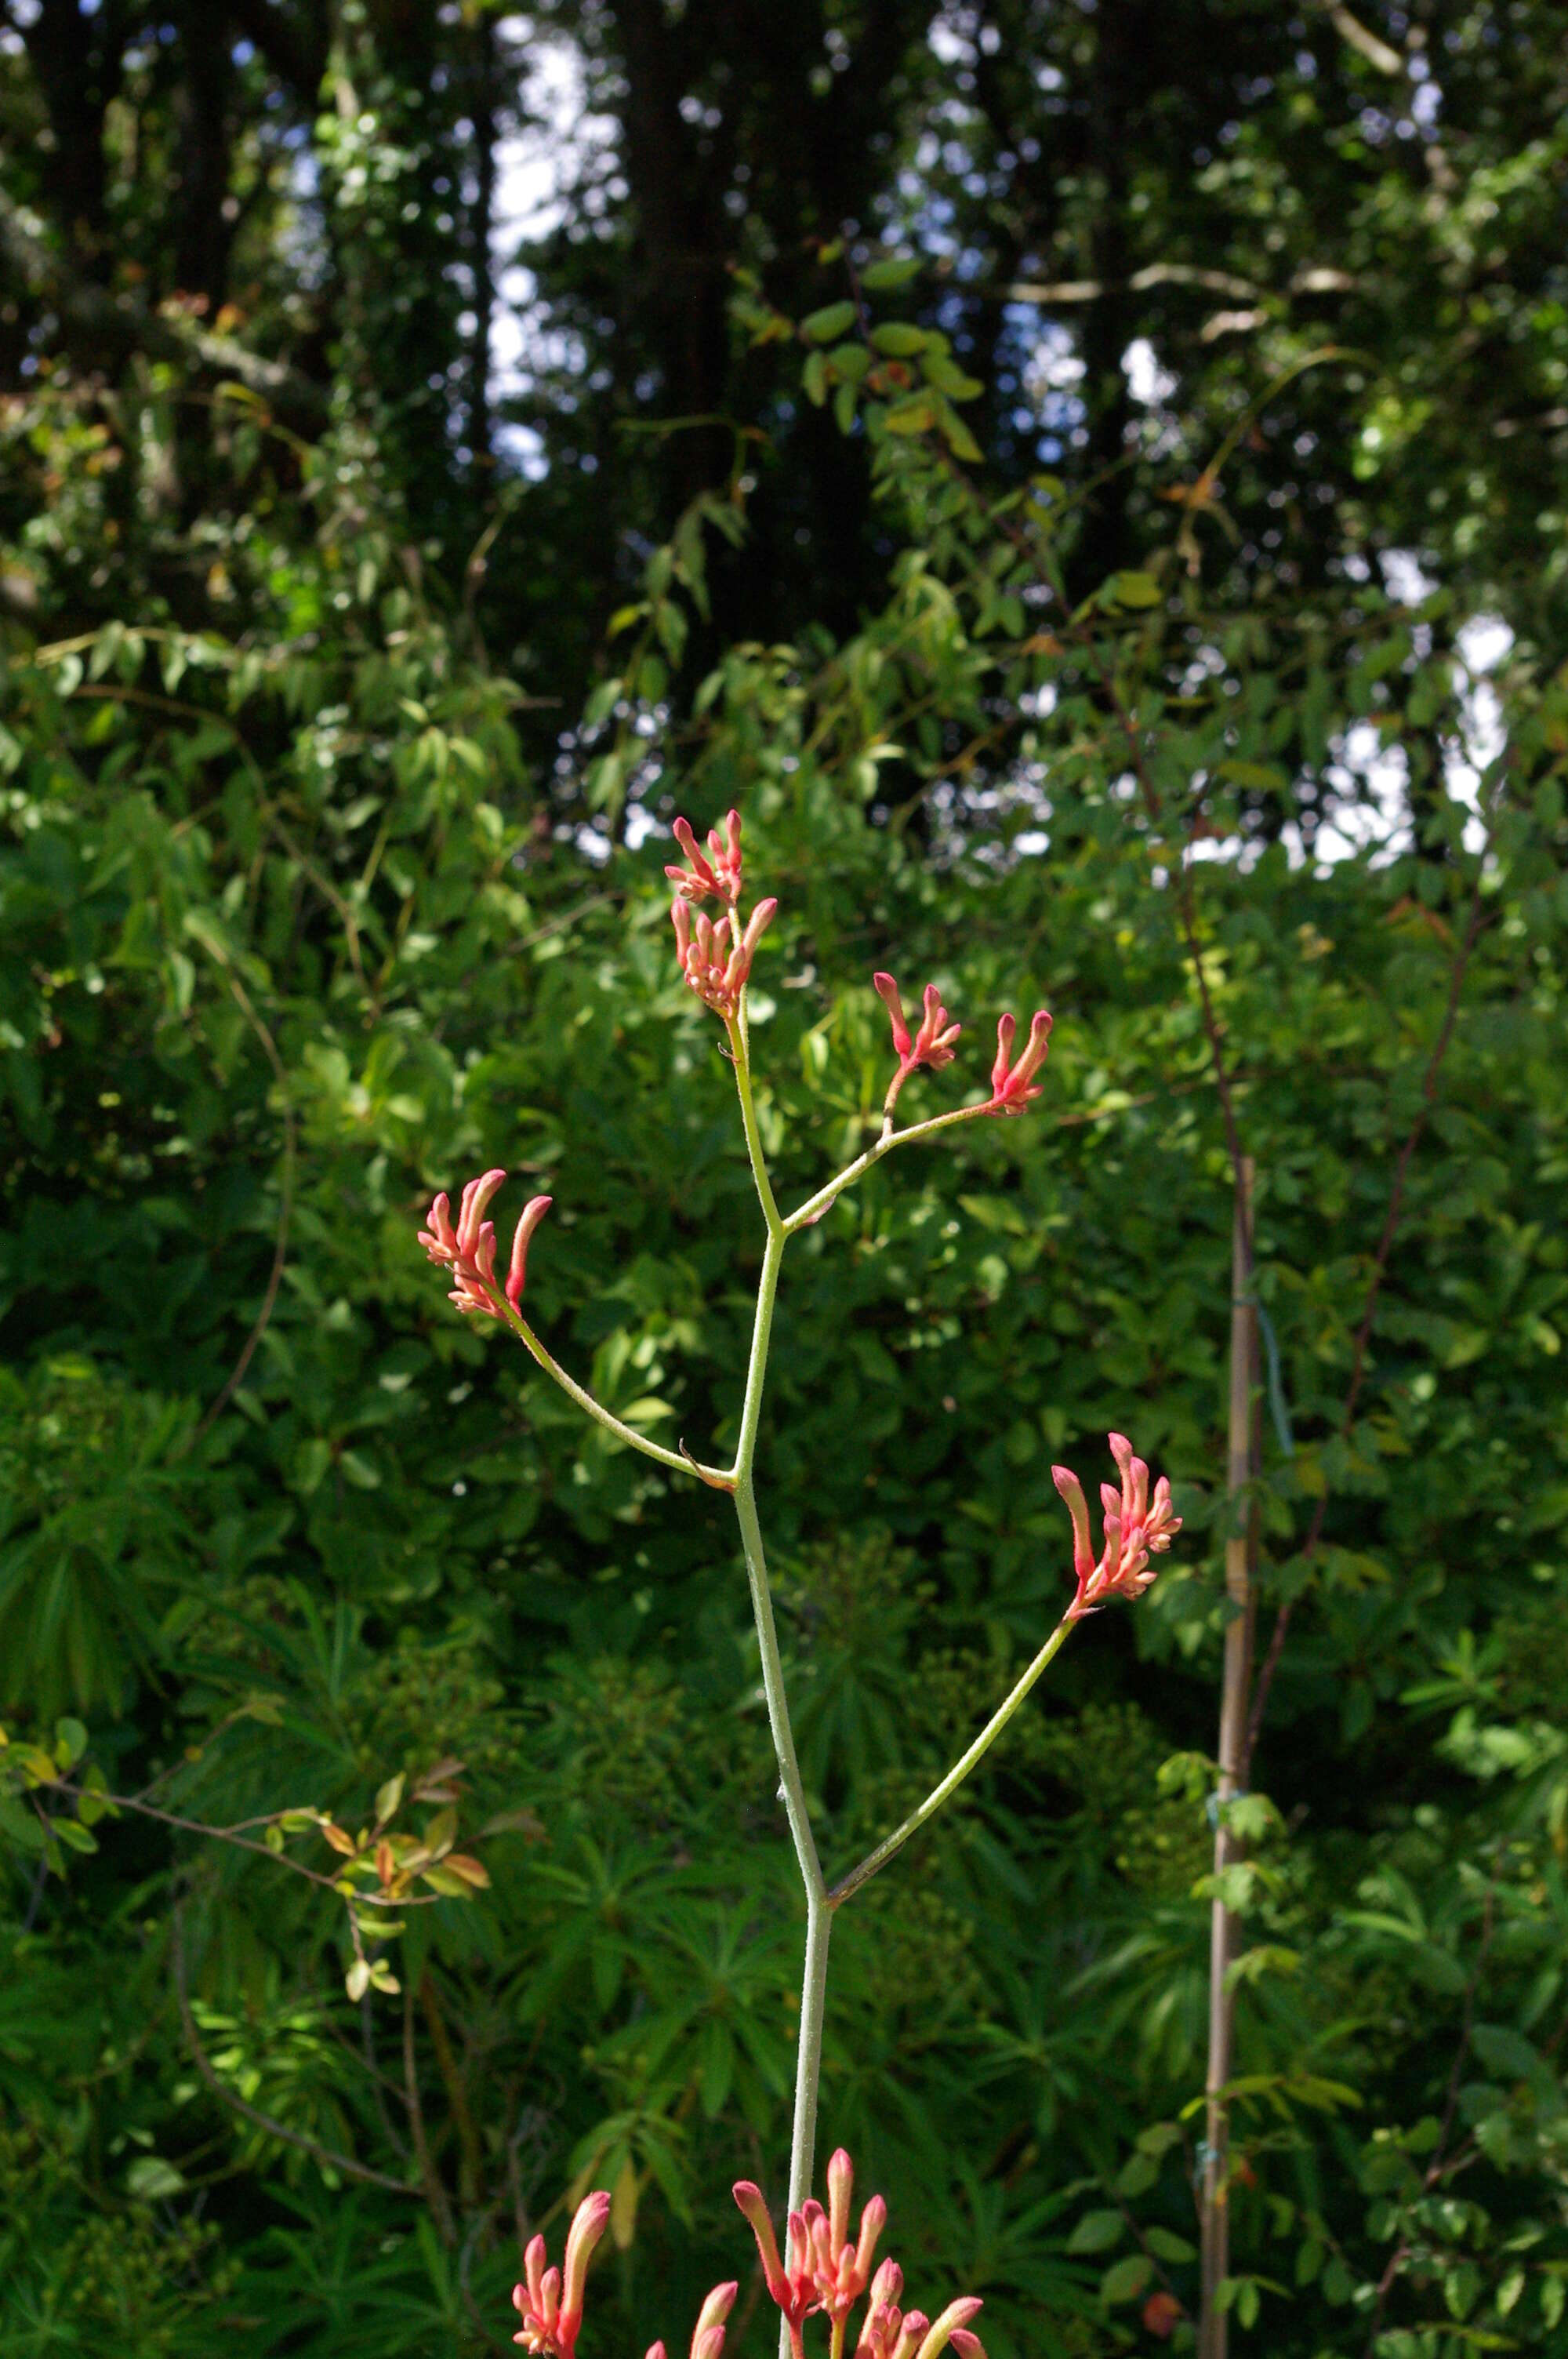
[2,5,1566,2355]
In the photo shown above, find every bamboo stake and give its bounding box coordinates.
[1199,1157,1258,2359]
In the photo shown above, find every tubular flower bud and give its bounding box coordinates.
[672,896,777,1018]
[985,1009,1053,1116]
[912,2299,986,2359]
[666,809,744,904]
[690,2281,739,2359]
[421,1175,550,1321]
[733,2181,816,2335]
[505,1193,554,1312]
[1051,1432,1181,1619]
[855,2261,914,2359]
[874,974,961,1115]
[513,2190,611,2359]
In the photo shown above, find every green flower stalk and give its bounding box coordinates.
[419,808,1180,2353]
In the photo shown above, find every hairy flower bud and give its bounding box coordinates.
[513,2191,610,2359]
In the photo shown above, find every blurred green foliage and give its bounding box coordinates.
[3,7,1568,2357]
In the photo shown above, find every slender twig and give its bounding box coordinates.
[1200,1160,1258,2359]
[420,1968,485,2204]
[43,1775,448,1906]
[171,1910,416,2196]
[782,1100,994,1234]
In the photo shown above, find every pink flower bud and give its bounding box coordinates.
[733,2182,797,2318]
[561,2188,611,2342]
[690,2281,738,2359]
[985,1009,1053,1115]
[873,972,913,1060]
[506,1194,553,1311]
[912,2298,985,2359]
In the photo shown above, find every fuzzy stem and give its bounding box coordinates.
[727,1009,783,1236]
[724,1011,834,2346]
[829,1613,1076,1907]
[503,1305,733,1488]
[782,1101,993,1236]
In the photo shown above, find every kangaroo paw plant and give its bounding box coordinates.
[419,811,1181,2352]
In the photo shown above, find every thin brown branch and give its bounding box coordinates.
[171,1910,416,2196]
[47,1776,446,1907]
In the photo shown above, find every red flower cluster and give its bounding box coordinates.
[513,2191,610,2359]
[734,2152,984,2359]
[873,972,962,1116]
[1051,1432,1182,1619]
[419,1171,551,1319]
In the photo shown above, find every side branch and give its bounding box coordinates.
[783,1101,992,1236]
[829,1614,1075,1907]
[505,1310,734,1489]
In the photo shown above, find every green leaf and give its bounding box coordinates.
[800,301,857,345]
[53,1717,89,1768]
[869,323,927,357]
[126,2157,187,2201]
[1110,570,1162,608]
[1066,2208,1125,2254]
[1100,2253,1153,2305]
[859,254,922,290]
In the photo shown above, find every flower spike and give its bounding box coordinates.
[666,809,744,904]
[1051,1432,1181,1617]
[985,1009,1053,1116]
